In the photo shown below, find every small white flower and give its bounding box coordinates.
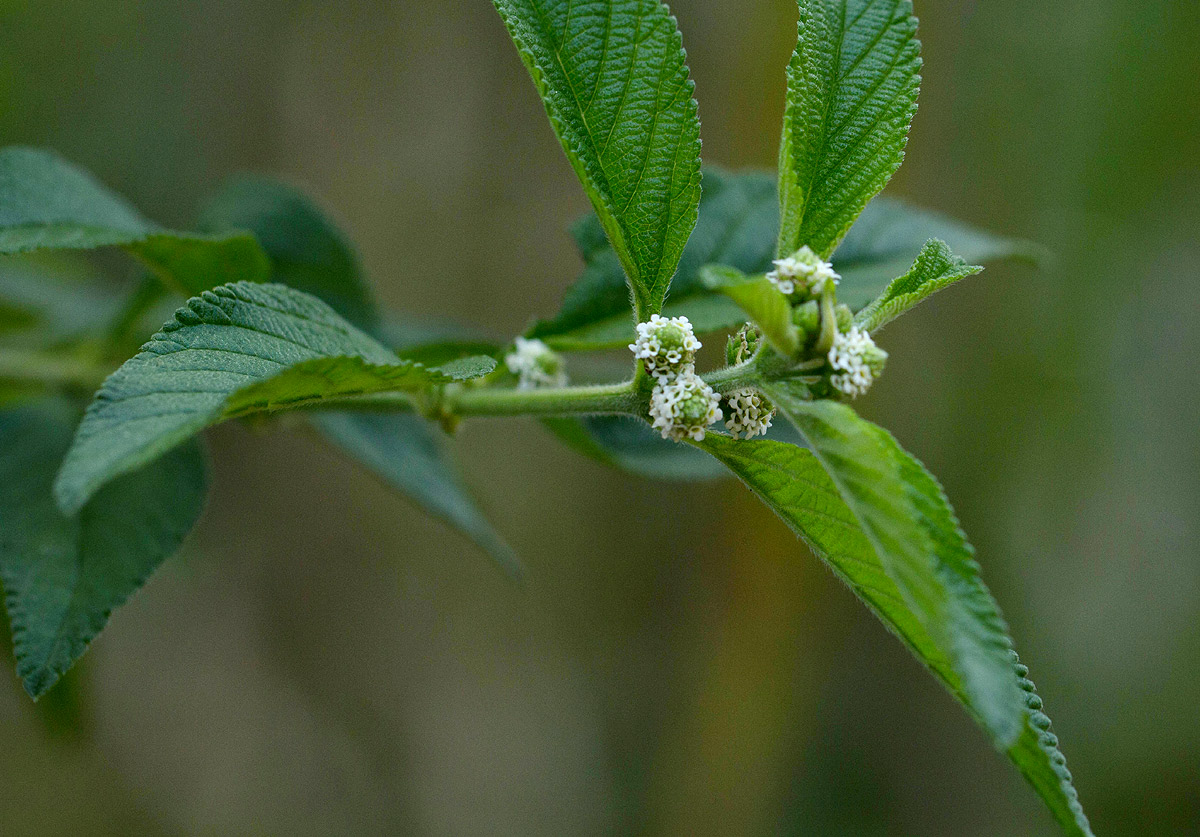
[766,245,840,298]
[505,337,567,390]
[724,387,775,439]
[649,370,723,442]
[629,314,702,381]
[828,328,887,398]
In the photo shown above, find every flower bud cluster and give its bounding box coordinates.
[629,314,702,381]
[724,387,774,439]
[649,372,723,442]
[766,245,840,299]
[505,337,567,390]
[631,315,721,441]
[828,327,888,398]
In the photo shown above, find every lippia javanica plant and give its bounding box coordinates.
[0,0,1092,832]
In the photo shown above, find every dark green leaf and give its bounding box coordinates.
[698,264,799,356]
[0,147,269,294]
[492,0,702,318]
[541,415,729,480]
[55,282,491,513]
[697,430,1092,835]
[835,197,1041,310]
[310,412,521,578]
[777,0,922,259]
[199,176,380,332]
[530,168,779,349]
[853,238,983,332]
[0,398,207,698]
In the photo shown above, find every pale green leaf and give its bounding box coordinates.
[492,0,702,318]
[54,282,491,513]
[199,175,380,332]
[0,147,270,294]
[777,0,921,259]
[698,264,800,357]
[697,429,1093,836]
[0,398,207,698]
[853,238,983,333]
[310,412,522,578]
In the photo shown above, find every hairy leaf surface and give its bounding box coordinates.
[764,391,1024,745]
[698,430,1093,835]
[55,283,492,513]
[0,147,269,293]
[777,0,921,259]
[853,238,983,332]
[310,412,521,578]
[698,264,799,357]
[200,176,379,332]
[493,0,702,318]
[0,399,206,698]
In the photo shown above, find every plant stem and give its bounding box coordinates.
[445,379,642,417]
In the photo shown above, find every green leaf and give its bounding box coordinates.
[199,176,380,333]
[834,196,1043,309]
[311,413,521,577]
[530,168,779,349]
[853,238,983,333]
[698,264,799,357]
[696,429,1093,836]
[0,398,207,698]
[0,147,270,294]
[777,0,922,259]
[54,282,492,514]
[764,391,1024,744]
[492,0,702,319]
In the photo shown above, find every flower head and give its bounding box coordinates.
[828,328,887,398]
[629,314,702,381]
[766,245,839,298]
[724,387,775,439]
[649,370,722,442]
[505,337,567,390]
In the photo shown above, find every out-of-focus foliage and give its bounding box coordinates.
[0,1,1195,835]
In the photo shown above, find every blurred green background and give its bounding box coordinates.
[1,0,1197,834]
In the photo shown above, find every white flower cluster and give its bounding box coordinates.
[828,328,887,398]
[649,372,723,442]
[628,314,701,381]
[724,387,775,439]
[630,314,722,441]
[766,245,840,297]
[504,337,567,390]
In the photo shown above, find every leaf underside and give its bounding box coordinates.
[493,0,702,318]
[199,175,380,333]
[0,147,269,294]
[53,282,492,514]
[0,398,207,698]
[310,412,522,578]
[533,168,1033,350]
[777,0,922,259]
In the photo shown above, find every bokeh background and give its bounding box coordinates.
[1,0,1198,834]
